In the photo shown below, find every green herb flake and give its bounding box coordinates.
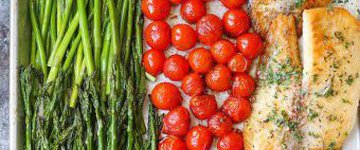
[327,141,336,150]
[308,109,319,121]
[345,75,354,85]
[342,98,352,105]
[334,31,345,42]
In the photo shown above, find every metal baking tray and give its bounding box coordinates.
[9,0,360,149]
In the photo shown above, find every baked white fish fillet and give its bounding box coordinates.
[301,8,360,150]
[250,0,331,38]
[244,15,303,150]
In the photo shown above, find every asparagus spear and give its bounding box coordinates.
[94,0,102,69]
[30,0,48,77]
[126,79,135,150]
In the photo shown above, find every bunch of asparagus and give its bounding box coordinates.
[20,0,160,149]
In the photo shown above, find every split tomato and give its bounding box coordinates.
[162,106,191,137]
[189,94,218,120]
[181,73,205,96]
[221,96,251,123]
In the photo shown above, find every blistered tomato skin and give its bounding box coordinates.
[188,48,214,74]
[210,40,237,64]
[141,0,171,21]
[220,0,246,9]
[223,9,250,38]
[172,24,197,51]
[205,64,232,92]
[145,21,171,50]
[222,96,251,123]
[208,112,233,137]
[151,82,182,110]
[163,55,190,81]
[232,74,255,97]
[196,14,223,45]
[159,136,188,150]
[217,131,244,150]
[181,73,205,96]
[142,49,166,76]
[185,126,213,150]
[181,0,207,23]
[236,33,264,59]
[227,53,252,73]
[189,95,218,120]
[162,106,191,137]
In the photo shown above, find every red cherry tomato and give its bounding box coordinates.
[188,48,214,74]
[159,136,188,150]
[217,131,244,150]
[223,9,250,38]
[189,94,217,120]
[220,0,246,9]
[208,112,233,137]
[185,126,213,150]
[210,40,236,64]
[232,74,255,97]
[163,55,190,81]
[145,21,171,50]
[141,0,171,21]
[151,82,182,110]
[181,0,206,23]
[196,14,223,45]
[236,33,264,59]
[181,73,205,96]
[170,0,183,5]
[227,53,252,73]
[205,64,232,92]
[222,96,251,123]
[142,49,166,76]
[172,24,197,51]
[162,106,191,137]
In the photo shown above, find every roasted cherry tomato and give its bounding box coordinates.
[185,125,213,150]
[232,74,255,97]
[223,9,250,38]
[145,21,171,50]
[210,40,236,64]
[141,0,171,21]
[220,0,246,9]
[151,82,182,110]
[172,24,197,51]
[170,0,183,5]
[159,136,188,150]
[236,33,264,59]
[222,96,251,123]
[196,14,223,45]
[227,53,251,73]
[162,106,191,137]
[181,73,205,96]
[217,131,244,150]
[181,0,206,23]
[142,49,166,76]
[205,64,232,92]
[188,48,214,74]
[163,55,190,81]
[208,112,233,137]
[189,94,217,120]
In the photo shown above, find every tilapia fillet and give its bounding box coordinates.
[250,0,331,38]
[301,8,360,150]
[244,15,303,150]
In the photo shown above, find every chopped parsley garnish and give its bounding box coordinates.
[345,75,354,85]
[342,98,352,105]
[308,109,319,121]
[327,141,336,150]
[295,0,306,8]
[313,74,319,82]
